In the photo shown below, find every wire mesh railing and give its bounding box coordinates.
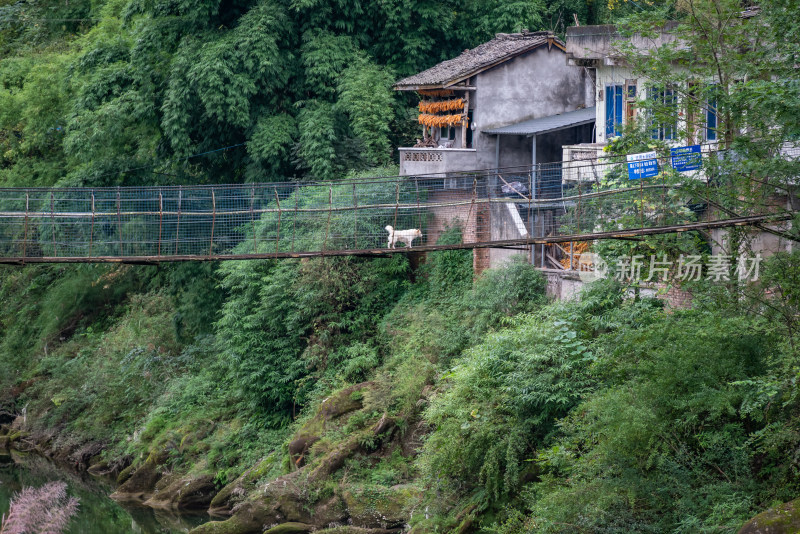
[0,144,796,263]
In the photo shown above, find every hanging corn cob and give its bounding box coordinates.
[418,114,468,128]
[418,99,464,114]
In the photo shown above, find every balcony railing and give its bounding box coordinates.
[399,148,477,177]
[562,143,609,183]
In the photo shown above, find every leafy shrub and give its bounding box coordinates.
[419,303,596,504]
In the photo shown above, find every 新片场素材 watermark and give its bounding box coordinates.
[576,253,762,284]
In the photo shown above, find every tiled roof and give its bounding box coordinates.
[394,31,563,89]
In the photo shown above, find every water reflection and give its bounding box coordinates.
[0,451,209,534]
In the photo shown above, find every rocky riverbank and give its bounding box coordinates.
[0,380,436,534]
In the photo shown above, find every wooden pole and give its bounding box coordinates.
[577,179,582,234]
[89,192,95,257]
[414,177,422,231]
[640,178,644,229]
[209,189,216,256]
[158,192,163,256]
[323,187,332,253]
[292,188,298,253]
[116,189,122,256]
[465,176,477,244]
[251,185,257,252]
[461,92,469,147]
[51,191,57,256]
[393,182,400,232]
[22,193,29,259]
[569,241,574,270]
[353,183,358,249]
[528,170,533,263]
[175,187,182,255]
[274,188,281,253]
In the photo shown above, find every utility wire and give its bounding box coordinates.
[91,142,248,181]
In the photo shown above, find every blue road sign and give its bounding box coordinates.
[671,145,702,172]
[627,151,659,180]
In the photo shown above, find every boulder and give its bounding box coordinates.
[263,523,314,534]
[289,382,374,467]
[739,498,800,533]
[342,484,421,530]
[209,455,278,516]
[144,473,217,510]
[189,510,264,534]
[117,461,137,485]
[317,528,401,534]
[111,449,169,502]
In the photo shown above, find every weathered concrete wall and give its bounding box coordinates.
[709,197,795,258]
[542,269,584,301]
[566,24,680,63]
[488,202,530,267]
[474,46,592,170]
[541,269,696,307]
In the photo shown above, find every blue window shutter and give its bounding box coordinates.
[606,85,623,136]
[665,88,676,140]
[605,85,615,136]
[706,95,717,141]
[651,87,659,139]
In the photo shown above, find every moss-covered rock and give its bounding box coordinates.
[188,509,263,534]
[739,498,800,533]
[342,484,421,529]
[116,461,137,485]
[144,473,217,510]
[111,449,169,502]
[263,523,314,534]
[318,528,401,534]
[289,382,374,468]
[209,455,278,516]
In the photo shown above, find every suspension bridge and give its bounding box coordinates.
[0,148,795,266]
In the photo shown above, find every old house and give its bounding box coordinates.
[394,30,595,269]
[563,22,794,257]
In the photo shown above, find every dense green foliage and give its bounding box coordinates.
[3,1,800,534]
[0,0,621,188]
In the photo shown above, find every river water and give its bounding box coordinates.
[0,451,210,533]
